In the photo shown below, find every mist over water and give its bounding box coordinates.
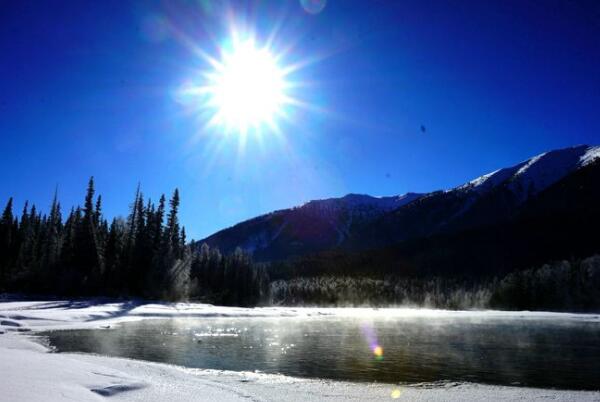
[42,312,600,390]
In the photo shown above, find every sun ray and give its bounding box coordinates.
[173,12,335,170]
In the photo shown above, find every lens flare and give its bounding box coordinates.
[390,388,402,399]
[300,0,327,14]
[361,322,384,361]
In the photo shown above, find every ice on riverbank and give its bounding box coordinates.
[2,298,598,331]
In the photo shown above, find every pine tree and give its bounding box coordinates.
[180,227,186,251]
[0,198,14,287]
[76,177,104,293]
[123,184,141,292]
[0,198,14,230]
[40,192,62,289]
[60,207,77,278]
[145,195,166,297]
[153,195,165,251]
[104,218,125,296]
[166,189,181,258]
[130,192,147,295]
[15,203,34,280]
[94,195,102,227]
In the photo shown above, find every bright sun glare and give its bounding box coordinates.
[206,40,286,133]
[177,27,310,141]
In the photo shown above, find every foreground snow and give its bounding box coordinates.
[1,299,599,401]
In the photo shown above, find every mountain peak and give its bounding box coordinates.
[457,144,598,196]
[581,145,600,166]
[301,192,422,211]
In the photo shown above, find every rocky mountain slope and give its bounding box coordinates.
[199,145,600,263]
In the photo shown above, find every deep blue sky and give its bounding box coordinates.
[1,0,599,239]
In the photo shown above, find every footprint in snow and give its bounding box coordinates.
[0,320,21,327]
[90,383,146,397]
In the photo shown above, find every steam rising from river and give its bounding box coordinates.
[42,311,600,389]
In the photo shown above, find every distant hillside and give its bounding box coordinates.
[351,144,600,249]
[198,145,600,268]
[268,155,600,281]
[199,192,423,260]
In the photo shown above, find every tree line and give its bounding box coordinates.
[0,178,269,304]
[270,255,600,311]
[270,275,493,309]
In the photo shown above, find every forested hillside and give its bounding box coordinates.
[0,178,269,305]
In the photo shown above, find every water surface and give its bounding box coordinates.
[41,312,600,390]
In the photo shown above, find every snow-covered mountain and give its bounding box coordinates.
[199,145,600,261]
[457,145,600,197]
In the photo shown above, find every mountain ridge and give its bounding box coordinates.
[198,144,600,261]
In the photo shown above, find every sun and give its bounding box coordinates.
[206,39,287,133]
[176,26,314,141]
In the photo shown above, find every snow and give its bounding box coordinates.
[514,153,546,177]
[456,144,599,196]
[301,192,422,213]
[466,170,500,187]
[339,193,422,210]
[580,145,600,166]
[457,165,522,193]
[1,299,600,401]
[509,147,586,195]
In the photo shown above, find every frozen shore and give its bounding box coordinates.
[1,299,599,401]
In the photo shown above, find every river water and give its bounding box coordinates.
[41,311,600,390]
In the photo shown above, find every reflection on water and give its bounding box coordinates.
[41,313,600,390]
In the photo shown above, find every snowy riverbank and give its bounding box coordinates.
[1,299,599,401]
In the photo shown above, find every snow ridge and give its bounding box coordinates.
[302,192,422,212]
[457,145,598,197]
[580,146,600,166]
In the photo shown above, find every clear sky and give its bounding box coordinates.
[1,0,599,240]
